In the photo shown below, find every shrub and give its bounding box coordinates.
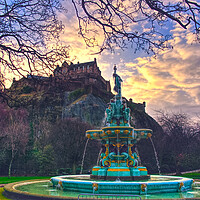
[68,88,85,101]
[22,85,33,94]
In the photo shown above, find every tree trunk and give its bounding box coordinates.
[72,162,77,174]
[8,155,14,178]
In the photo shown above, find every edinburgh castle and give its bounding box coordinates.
[10,58,111,98]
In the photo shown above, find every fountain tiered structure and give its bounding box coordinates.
[50,66,194,195]
[87,65,152,181]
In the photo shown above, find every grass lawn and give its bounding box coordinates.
[0,176,51,200]
[0,176,51,184]
[181,172,200,179]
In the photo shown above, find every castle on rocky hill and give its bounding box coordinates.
[10,58,112,99]
[9,59,146,112]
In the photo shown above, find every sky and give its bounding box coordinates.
[58,1,200,119]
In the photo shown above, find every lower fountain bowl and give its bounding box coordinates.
[50,174,194,195]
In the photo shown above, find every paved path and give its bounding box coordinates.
[166,169,200,175]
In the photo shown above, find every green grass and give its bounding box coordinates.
[0,188,11,200]
[181,172,200,179]
[0,176,51,200]
[0,176,50,184]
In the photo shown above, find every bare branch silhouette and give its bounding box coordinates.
[0,0,70,82]
[72,0,200,54]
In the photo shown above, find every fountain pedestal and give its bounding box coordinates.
[87,126,152,180]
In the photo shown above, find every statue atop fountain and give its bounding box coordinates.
[113,65,123,97]
[86,66,152,180]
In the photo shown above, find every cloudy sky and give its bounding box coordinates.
[58,2,200,119]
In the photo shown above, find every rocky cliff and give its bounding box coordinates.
[63,92,107,127]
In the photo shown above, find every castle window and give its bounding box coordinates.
[83,66,84,71]
[87,65,90,70]
[78,67,80,71]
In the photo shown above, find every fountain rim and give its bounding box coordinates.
[3,179,77,200]
[51,174,193,184]
[86,127,153,132]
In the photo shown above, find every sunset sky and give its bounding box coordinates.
[58,1,200,119]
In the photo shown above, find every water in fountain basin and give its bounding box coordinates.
[15,177,200,199]
[149,137,161,175]
[96,148,102,166]
[80,138,89,174]
[135,147,141,166]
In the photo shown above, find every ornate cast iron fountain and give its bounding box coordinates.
[87,65,152,180]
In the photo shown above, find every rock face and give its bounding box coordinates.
[63,93,107,127]
[128,103,164,173]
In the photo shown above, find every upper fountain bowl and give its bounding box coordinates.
[86,126,152,141]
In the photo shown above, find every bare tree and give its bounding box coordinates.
[72,0,200,54]
[157,111,199,139]
[0,103,29,177]
[156,110,200,173]
[0,72,3,91]
[0,0,69,89]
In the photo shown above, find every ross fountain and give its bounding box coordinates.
[4,66,200,200]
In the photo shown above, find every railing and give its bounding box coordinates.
[78,193,142,200]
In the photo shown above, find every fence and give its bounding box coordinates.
[78,193,142,200]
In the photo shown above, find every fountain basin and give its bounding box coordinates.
[3,176,200,200]
[50,175,194,194]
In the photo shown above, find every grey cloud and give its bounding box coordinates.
[173,90,195,104]
[134,76,148,83]
[166,84,180,89]
[156,71,173,78]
